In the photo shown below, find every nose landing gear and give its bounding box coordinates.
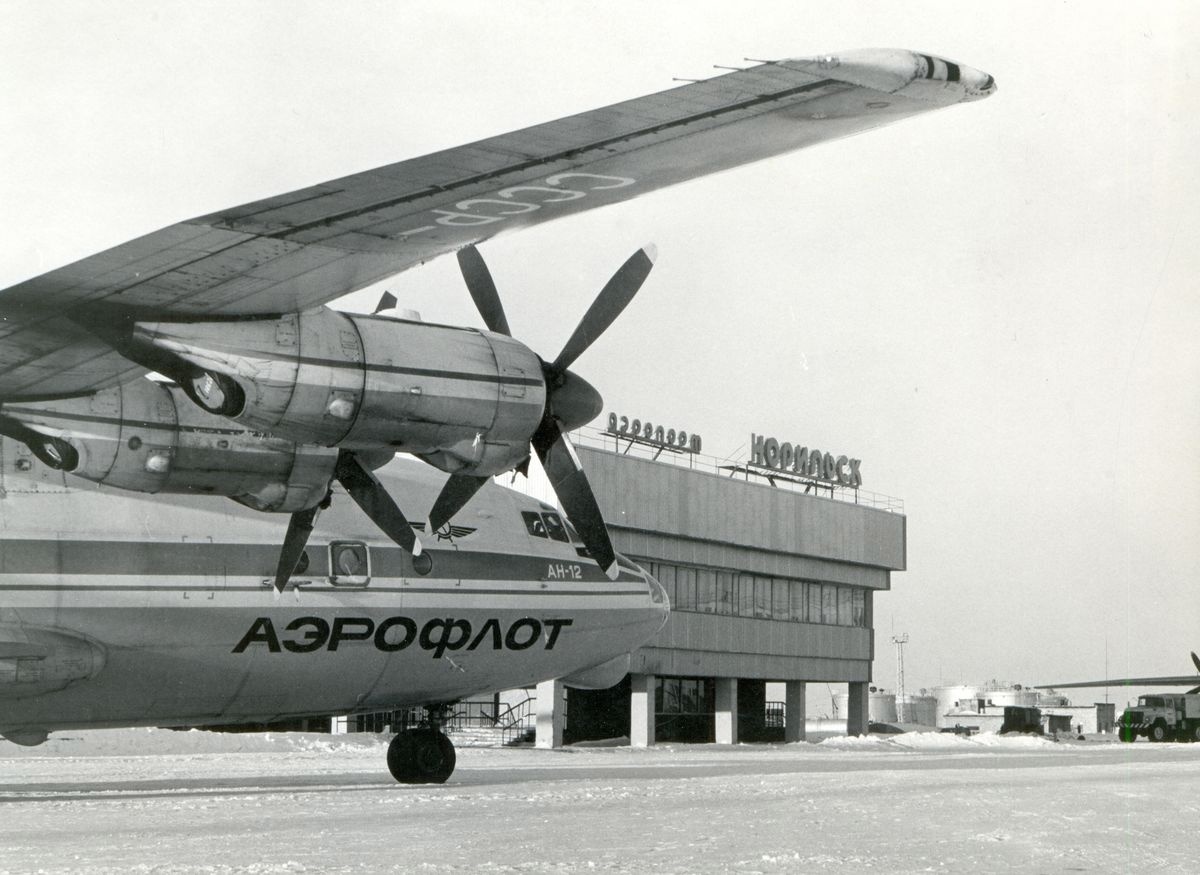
[386,704,457,784]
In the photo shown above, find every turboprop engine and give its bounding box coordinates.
[0,377,336,513]
[132,308,549,480]
[131,243,657,584]
[0,377,426,590]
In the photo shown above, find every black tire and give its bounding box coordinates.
[1149,723,1169,743]
[387,729,456,784]
[1118,725,1136,743]
[1192,724,1200,743]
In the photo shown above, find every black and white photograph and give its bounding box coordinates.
[1,2,1197,872]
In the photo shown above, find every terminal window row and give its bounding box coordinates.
[638,561,866,627]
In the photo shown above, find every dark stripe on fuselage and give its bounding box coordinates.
[0,538,631,585]
[0,583,638,596]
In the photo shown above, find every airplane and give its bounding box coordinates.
[1036,652,1200,695]
[0,49,995,782]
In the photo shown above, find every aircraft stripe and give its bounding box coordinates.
[3,405,253,437]
[277,353,545,386]
[0,539,638,585]
[0,583,638,597]
[266,79,844,237]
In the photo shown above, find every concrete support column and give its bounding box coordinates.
[630,673,656,748]
[715,677,738,745]
[785,681,807,743]
[535,679,564,749]
[846,681,869,736]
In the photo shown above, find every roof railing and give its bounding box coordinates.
[570,425,904,513]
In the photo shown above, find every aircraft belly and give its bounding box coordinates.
[0,579,660,731]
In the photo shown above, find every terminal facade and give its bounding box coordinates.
[531,426,908,747]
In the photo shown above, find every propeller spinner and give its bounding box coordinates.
[428,244,657,579]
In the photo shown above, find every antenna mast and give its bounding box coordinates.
[891,633,909,722]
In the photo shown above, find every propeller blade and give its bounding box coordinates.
[372,291,398,315]
[1192,651,1200,673]
[273,503,321,593]
[428,473,490,533]
[532,422,618,579]
[551,244,656,374]
[334,451,423,556]
[457,245,512,336]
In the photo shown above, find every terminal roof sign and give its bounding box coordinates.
[749,433,863,488]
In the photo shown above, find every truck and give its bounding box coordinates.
[1118,693,1200,742]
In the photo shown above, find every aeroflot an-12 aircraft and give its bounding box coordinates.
[0,49,994,782]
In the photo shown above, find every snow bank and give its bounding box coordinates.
[819,730,1061,752]
[0,727,388,757]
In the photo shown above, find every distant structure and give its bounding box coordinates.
[832,686,938,726]
[891,633,909,722]
[935,682,1115,735]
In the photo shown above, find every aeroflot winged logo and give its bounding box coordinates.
[233,616,573,658]
[409,522,477,542]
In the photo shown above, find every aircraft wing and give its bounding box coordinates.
[1036,676,1200,690]
[0,49,994,401]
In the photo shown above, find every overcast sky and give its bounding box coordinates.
[3,2,1197,697]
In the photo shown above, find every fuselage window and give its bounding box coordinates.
[329,541,370,586]
[542,512,570,543]
[411,552,433,575]
[522,511,548,538]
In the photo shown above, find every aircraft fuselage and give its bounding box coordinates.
[0,454,668,744]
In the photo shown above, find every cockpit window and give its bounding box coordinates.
[542,512,570,543]
[522,511,548,538]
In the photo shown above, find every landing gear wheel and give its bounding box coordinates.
[1149,723,1169,743]
[1118,725,1136,743]
[387,729,456,784]
[1192,724,1200,743]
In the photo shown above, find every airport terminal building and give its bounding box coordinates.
[530,423,907,747]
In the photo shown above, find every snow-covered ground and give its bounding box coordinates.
[2,729,1198,873]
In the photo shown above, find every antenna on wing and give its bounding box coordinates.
[372,291,398,315]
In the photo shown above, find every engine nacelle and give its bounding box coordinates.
[0,379,336,513]
[0,622,106,700]
[135,309,547,477]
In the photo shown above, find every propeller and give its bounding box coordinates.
[272,449,422,592]
[1190,651,1200,695]
[427,473,491,534]
[432,244,657,578]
